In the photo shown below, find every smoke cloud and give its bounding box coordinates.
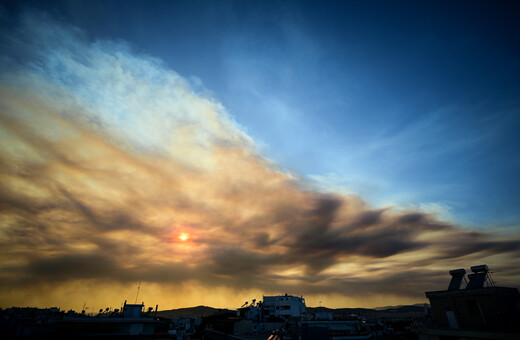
[0,11,519,309]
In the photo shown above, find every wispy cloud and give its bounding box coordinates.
[0,11,519,309]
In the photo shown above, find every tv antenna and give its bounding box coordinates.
[135,281,141,304]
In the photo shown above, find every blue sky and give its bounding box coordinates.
[9,0,515,228]
[3,1,519,226]
[1,0,519,308]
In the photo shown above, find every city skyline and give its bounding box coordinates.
[0,1,519,310]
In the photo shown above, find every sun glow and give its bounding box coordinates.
[179,233,189,241]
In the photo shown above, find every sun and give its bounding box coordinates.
[179,233,189,241]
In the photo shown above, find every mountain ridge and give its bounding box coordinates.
[156,303,428,319]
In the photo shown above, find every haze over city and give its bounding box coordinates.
[0,0,519,311]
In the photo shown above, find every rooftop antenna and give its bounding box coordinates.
[135,281,141,304]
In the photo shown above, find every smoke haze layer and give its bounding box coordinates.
[0,11,519,309]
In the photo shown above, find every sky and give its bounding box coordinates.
[0,0,519,310]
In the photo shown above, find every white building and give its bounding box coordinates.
[262,294,306,318]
